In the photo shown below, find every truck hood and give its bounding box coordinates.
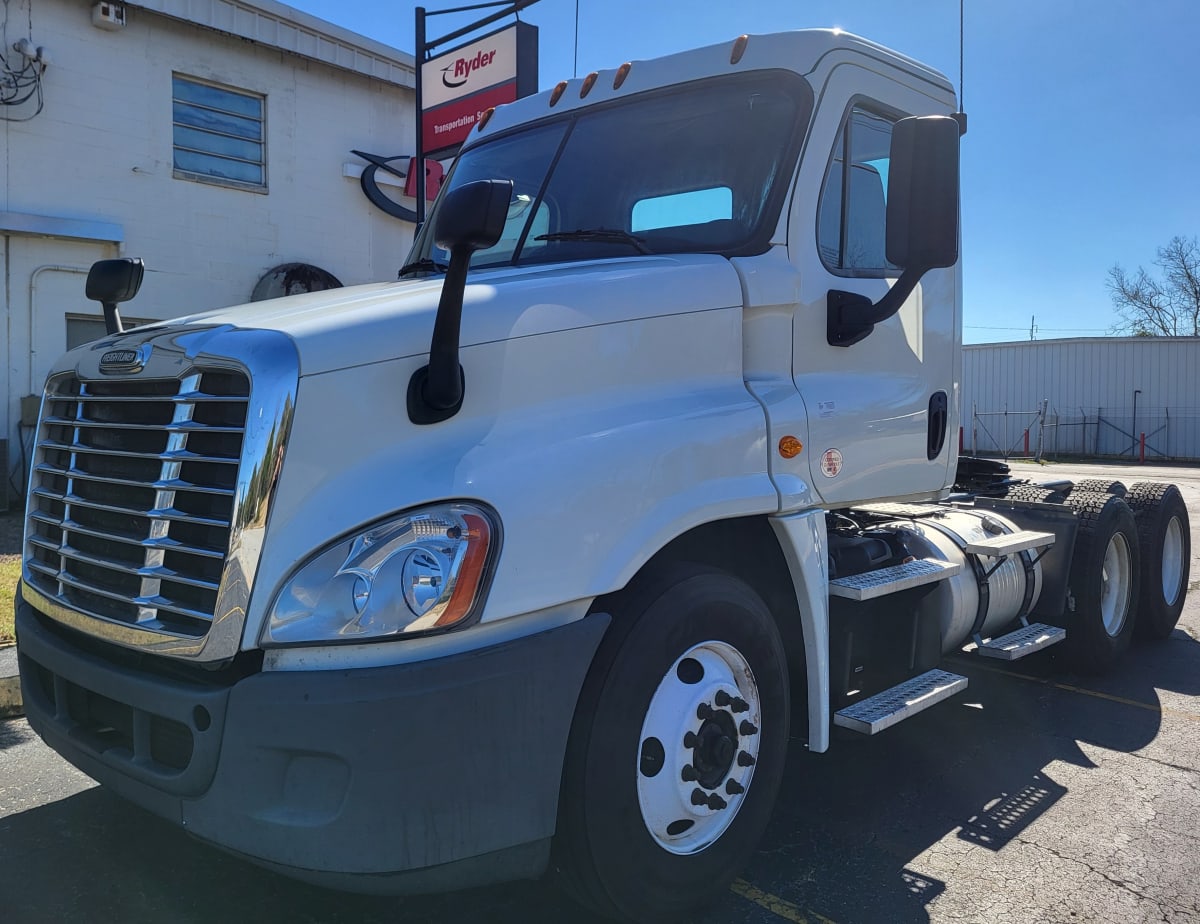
[164,255,744,376]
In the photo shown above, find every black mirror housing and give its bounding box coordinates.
[885,115,960,271]
[86,258,145,305]
[409,179,514,425]
[827,115,960,348]
[435,179,512,253]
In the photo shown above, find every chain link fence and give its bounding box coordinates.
[965,403,1200,462]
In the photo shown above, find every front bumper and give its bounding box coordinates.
[16,587,608,892]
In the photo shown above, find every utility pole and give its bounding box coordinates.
[1029,315,1036,341]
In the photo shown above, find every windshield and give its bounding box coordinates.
[406,71,813,272]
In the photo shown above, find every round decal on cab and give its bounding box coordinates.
[820,448,843,478]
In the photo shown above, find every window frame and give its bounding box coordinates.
[816,96,907,279]
[415,69,815,269]
[171,74,268,193]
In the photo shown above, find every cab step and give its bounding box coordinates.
[833,669,968,735]
[963,530,1055,557]
[829,558,962,601]
[968,622,1066,661]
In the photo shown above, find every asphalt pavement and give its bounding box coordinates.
[2,460,1199,923]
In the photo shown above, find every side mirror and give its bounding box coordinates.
[885,115,960,271]
[408,179,513,424]
[827,115,960,347]
[86,258,145,335]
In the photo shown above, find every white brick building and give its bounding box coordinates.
[2,0,417,503]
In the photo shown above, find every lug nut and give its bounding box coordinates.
[726,779,745,795]
[696,703,714,720]
[715,690,731,707]
[690,788,709,806]
[737,751,756,767]
[739,720,758,736]
[683,731,698,748]
[707,793,728,811]
[681,764,698,782]
[731,697,750,713]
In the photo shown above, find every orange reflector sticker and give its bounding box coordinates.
[778,436,803,459]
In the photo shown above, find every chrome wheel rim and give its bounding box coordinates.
[1100,532,1133,636]
[636,640,761,855]
[1162,516,1185,607]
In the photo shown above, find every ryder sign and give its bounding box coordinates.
[421,22,537,157]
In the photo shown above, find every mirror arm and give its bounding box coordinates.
[102,301,124,335]
[826,266,926,348]
[407,246,471,424]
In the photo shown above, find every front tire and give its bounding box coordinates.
[554,565,789,923]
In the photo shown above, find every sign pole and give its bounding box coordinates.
[414,6,427,226]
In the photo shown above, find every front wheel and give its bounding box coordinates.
[554,565,790,923]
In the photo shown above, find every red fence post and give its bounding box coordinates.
[959,426,964,453]
[1024,429,1030,457]
[1140,432,1146,464]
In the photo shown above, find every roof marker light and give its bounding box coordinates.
[731,34,749,64]
[580,71,599,98]
[613,62,632,90]
[476,107,496,132]
[549,80,569,106]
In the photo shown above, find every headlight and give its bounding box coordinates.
[262,503,497,646]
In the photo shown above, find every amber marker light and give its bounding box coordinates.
[549,80,569,106]
[580,71,599,98]
[613,62,632,90]
[476,107,496,132]
[779,436,803,459]
[434,512,493,628]
[730,34,749,65]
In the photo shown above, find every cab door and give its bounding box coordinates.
[788,61,959,506]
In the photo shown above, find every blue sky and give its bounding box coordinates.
[289,0,1198,344]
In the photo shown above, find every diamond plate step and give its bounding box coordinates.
[971,622,1066,660]
[851,502,942,518]
[963,530,1055,557]
[834,669,968,735]
[829,558,962,601]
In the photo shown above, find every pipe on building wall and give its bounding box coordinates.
[28,264,89,394]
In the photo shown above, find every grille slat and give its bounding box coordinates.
[39,441,240,465]
[26,371,249,637]
[34,469,236,496]
[43,416,244,434]
[51,545,222,591]
[29,495,230,529]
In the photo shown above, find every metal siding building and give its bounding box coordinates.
[962,338,1200,461]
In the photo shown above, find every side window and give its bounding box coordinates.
[817,104,899,274]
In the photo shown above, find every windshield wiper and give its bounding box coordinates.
[398,257,448,278]
[535,229,652,254]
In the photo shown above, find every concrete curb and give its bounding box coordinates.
[0,644,22,719]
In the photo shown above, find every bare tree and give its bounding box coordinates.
[1107,236,1200,337]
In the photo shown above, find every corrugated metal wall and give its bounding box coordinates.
[961,338,1200,460]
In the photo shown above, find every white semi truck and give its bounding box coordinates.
[15,29,1191,923]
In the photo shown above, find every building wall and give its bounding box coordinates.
[3,0,418,494]
[962,338,1200,460]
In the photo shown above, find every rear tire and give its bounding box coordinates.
[1126,482,1191,640]
[553,565,789,923]
[1061,492,1140,673]
[1003,484,1068,504]
[1069,478,1128,498]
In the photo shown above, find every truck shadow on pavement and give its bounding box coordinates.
[1,631,1197,924]
[743,628,1200,923]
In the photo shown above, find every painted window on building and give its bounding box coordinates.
[817,103,900,275]
[172,76,266,190]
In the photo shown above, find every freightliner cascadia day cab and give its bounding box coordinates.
[15,29,1192,923]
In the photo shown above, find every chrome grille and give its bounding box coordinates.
[24,370,250,637]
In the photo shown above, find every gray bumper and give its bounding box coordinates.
[16,588,608,892]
